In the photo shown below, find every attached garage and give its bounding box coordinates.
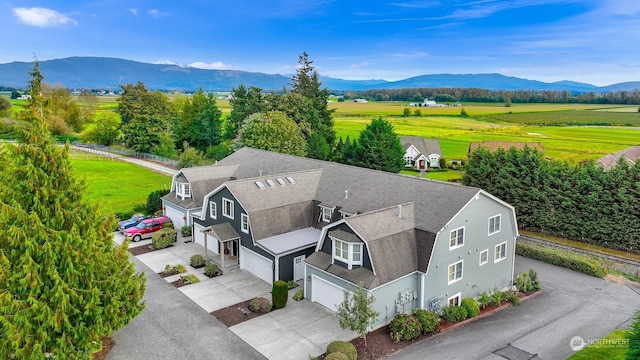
[311,275,345,312]
[194,223,219,254]
[240,247,273,284]
[163,203,185,229]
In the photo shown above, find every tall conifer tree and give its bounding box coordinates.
[0,60,146,359]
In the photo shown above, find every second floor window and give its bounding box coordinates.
[223,198,234,219]
[449,227,464,249]
[176,182,190,199]
[209,201,217,219]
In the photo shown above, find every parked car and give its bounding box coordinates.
[125,216,174,242]
[117,213,146,233]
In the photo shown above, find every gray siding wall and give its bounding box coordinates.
[422,192,516,311]
[278,247,317,281]
[371,274,421,329]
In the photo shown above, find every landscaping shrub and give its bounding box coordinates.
[293,288,304,301]
[528,268,541,291]
[326,340,357,360]
[249,297,272,313]
[489,288,505,306]
[163,264,186,276]
[388,313,422,343]
[515,242,606,278]
[183,274,200,284]
[152,228,175,249]
[190,254,205,268]
[272,280,288,309]
[204,264,219,277]
[324,353,348,360]
[181,225,192,237]
[505,291,521,306]
[146,188,170,215]
[287,280,298,289]
[460,298,480,318]
[413,309,439,334]
[515,268,542,293]
[477,291,491,309]
[440,305,468,323]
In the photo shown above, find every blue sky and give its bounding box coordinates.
[2,1,639,86]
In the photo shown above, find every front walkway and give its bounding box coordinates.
[114,232,356,359]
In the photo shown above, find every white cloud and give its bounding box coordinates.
[189,61,233,70]
[147,9,160,17]
[128,8,138,16]
[13,7,77,28]
[155,60,188,67]
[349,61,371,69]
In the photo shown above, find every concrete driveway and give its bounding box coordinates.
[389,256,640,360]
[110,232,355,360]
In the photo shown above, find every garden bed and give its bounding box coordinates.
[211,299,270,327]
[128,245,158,256]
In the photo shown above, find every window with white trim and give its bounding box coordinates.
[489,214,501,235]
[321,206,333,222]
[479,249,488,266]
[241,214,249,234]
[449,227,464,249]
[209,201,217,219]
[448,260,463,284]
[176,182,191,199]
[332,238,363,270]
[495,242,507,263]
[448,292,462,306]
[222,198,234,219]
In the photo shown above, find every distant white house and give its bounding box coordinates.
[409,98,446,107]
[17,94,31,100]
[353,98,368,103]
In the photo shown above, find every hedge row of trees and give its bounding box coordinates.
[462,146,640,252]
[341,88,640,105]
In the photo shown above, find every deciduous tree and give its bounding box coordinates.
[234,111,306,156]
[0,60,146,359]
[335,283,380,346]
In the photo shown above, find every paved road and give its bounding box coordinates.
[390,256,640,360]
[106,256,266,360]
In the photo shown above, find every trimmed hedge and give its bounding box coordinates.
[516,242,606,278]
[324,353,349,360]
[249,297,272,313]
[326,340,357,360]
[190,254,205,268]
[460,298,480,318]
[272,280,288,309]
[152,228,175,249]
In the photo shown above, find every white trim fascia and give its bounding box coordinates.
[344,222,377,277]
[306,262,360,289]
[424,229,442,276]
[199,183,229,221]
[369,270,423,292]
[315,219,346,251]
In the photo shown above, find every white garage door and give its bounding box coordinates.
[311,275,345,312]
[164,205,184,229]
[240,247,273,284]
[193,223,219,254]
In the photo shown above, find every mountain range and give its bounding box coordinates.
[0,57,638,92]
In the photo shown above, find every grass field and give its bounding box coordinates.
[69,152,171,215]
[566,329,629,360]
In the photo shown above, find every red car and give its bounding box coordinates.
[125,216,173,242]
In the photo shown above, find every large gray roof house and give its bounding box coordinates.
[164,147,519,329]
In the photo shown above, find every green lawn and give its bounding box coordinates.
[70,153,171,215]
[566,329,629,360]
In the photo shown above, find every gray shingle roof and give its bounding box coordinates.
[162,164,239,209]
[597,145,640,170]
[401,136,442,158]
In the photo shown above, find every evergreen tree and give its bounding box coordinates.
[224,85,265,140]
[174,89,222,152]
[0,61,146,359]
[289,52,336,150]
[627,309,640,360]
[355,117,404,173]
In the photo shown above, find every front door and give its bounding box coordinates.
[293,255,305,281]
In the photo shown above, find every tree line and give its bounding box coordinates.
[462,146,640,253]
[339,88,640,105]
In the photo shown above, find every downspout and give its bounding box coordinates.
[274,256,279,282]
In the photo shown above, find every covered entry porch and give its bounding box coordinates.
[201,223,240,271]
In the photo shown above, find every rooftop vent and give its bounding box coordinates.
[255,181,266,189]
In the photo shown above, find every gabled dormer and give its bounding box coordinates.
[174,174,191,200]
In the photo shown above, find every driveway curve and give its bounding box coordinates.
[389,256,640,360]
[106,256,266,360]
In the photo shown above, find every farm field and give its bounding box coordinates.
[69,152,171,215]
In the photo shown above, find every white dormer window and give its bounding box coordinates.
[321,206,333,223]
[331,237,363,270]
[176,182,191,200]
